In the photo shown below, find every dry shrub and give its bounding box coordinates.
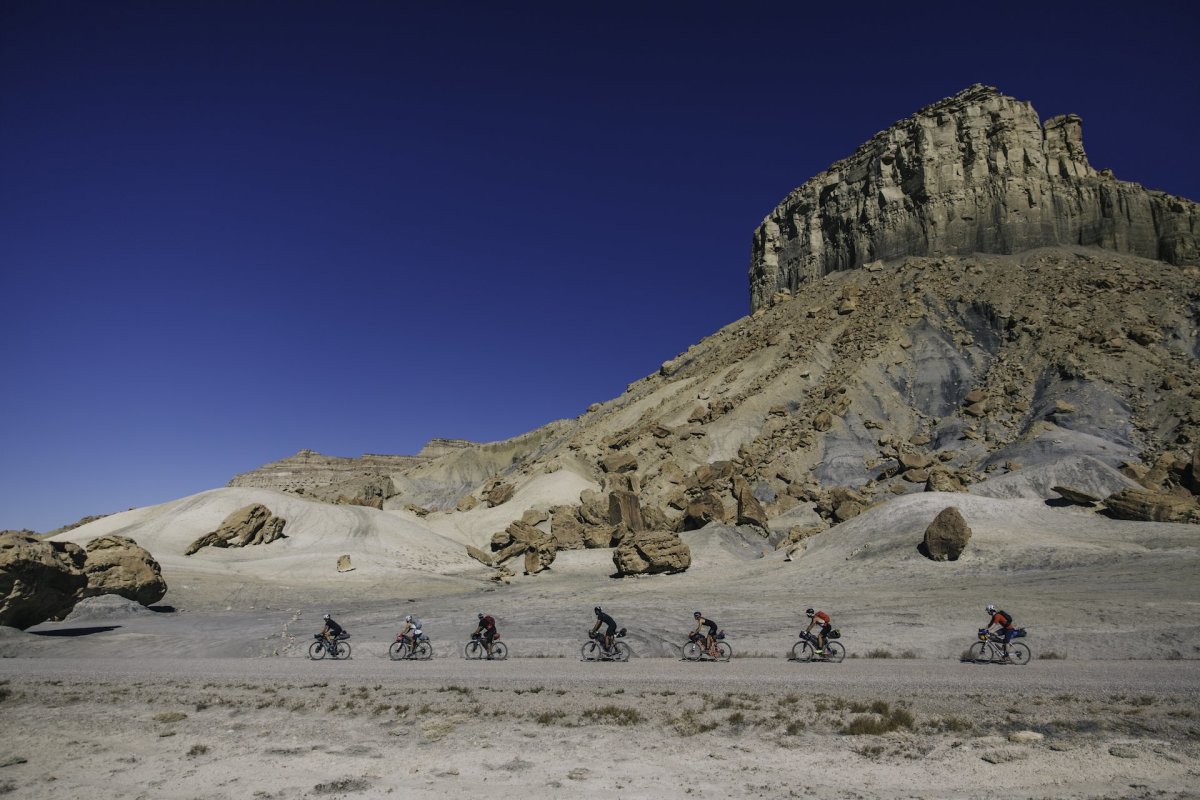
[581,705,643,726]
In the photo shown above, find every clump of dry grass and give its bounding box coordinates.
[841,702,915,735]
[669,709,717,736]
[186,744,208,757]
[581,705,644,726]
[154,711,187,723]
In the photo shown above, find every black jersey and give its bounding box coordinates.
[596,612,616,632]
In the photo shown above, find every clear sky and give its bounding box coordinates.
[2,1,1197,531]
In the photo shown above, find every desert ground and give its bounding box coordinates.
[0,655,1197,800]
[10,473,1197,799]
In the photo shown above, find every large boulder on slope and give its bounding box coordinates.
[1103,488,1198,523]
[80,535,167,606]
[922,507,972,561]
[185,504,287,555]
[612,530,691,575]
[734,476,769,531]
[0,532,88,629]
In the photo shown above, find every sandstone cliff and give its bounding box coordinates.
[749,85,1199,312]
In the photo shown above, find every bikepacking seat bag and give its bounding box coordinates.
[1013,628,1027,638]
[618,627,627,637]
[829,629,841,639]
[716,630,726,640]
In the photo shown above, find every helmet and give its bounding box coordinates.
[594,606,602,615]
[693,611,702,618]
[986,604,997,614]
[404,615,413,623]
[804,608,814,617]
[478,613,485,620]
[322,613,330,620]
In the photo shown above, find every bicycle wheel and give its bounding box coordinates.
[791,641,814,662]
[581,641,599,661]
[308,641,326,660]
[715,642,732,661]
[613,642,631,662]
[1008,642,1032,665]
[414,641,433,660]
[388,641,408,661]
[967,641,991,664]
[464,640,484,660]
[491,642,509,660]
[825,642,845,663]
[335,641,351,660]
[683,642,702,661]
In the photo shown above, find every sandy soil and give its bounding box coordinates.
[0,658,1197,799]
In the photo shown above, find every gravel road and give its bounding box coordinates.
[4,656,1197,700]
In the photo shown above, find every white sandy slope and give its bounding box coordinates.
[49,487,488,608]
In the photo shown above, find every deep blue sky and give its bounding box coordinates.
[2,2,1197,531]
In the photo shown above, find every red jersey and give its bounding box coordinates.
[813,611,831,626]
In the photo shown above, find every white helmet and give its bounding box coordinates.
[405,615,413,623]
[322,613,331,620]
[985,604,996,614]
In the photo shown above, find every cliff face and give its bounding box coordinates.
[749,85,1200,312]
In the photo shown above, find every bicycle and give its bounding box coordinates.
[790,630,845,663]
[966,628,1031,665]
[682,630,732,661]
[388,633,433,661]
[308,632,351,660]
[463,633,508,660]
[580,628,631,662]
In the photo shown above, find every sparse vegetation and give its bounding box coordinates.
[669,709,718,736]
[865,649,893,659]
[187,744,209,757]
[154,712,187,723]
[841,704,915,735]
[581,705,644,726]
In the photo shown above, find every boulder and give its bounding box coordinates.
[583,524,617,549]
[80,535,167,606]
[522,541,557,575]
[612,530,691,575]
[455,494,479,512]
[1051,486,1102,506]
[484,482,515,507]
[1103,489,1198,523]
[898,452,932,471]
[683,492,727,530]
[922,507,972,561]
[579,490,610,526]
[926,469,967,493]
[337,555,354,572]
[0,532,88,629]
[185,504,287,555]
[733,476,769,531]
[812,411,834,431]
[600,453,638,474]
[549,507,586,550]
[466,545,493,566]
[607,490,645,532]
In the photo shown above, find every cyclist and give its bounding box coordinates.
[473,612,498,658]
[591,606,618,656]
[804,608,832,657]
[984,604,1017,661]
[320,613,344,649]
[692,611,719,657]
[397,614,423,650]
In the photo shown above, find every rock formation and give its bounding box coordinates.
[749,84,1199,312]
[612,530,691,575]
[185,504,287,555]
[922,507,972,561]
[80,535,167,606]
[0,532,88,629]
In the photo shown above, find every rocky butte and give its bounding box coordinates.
[38,85,1197,599]
[749,84,1199,312]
